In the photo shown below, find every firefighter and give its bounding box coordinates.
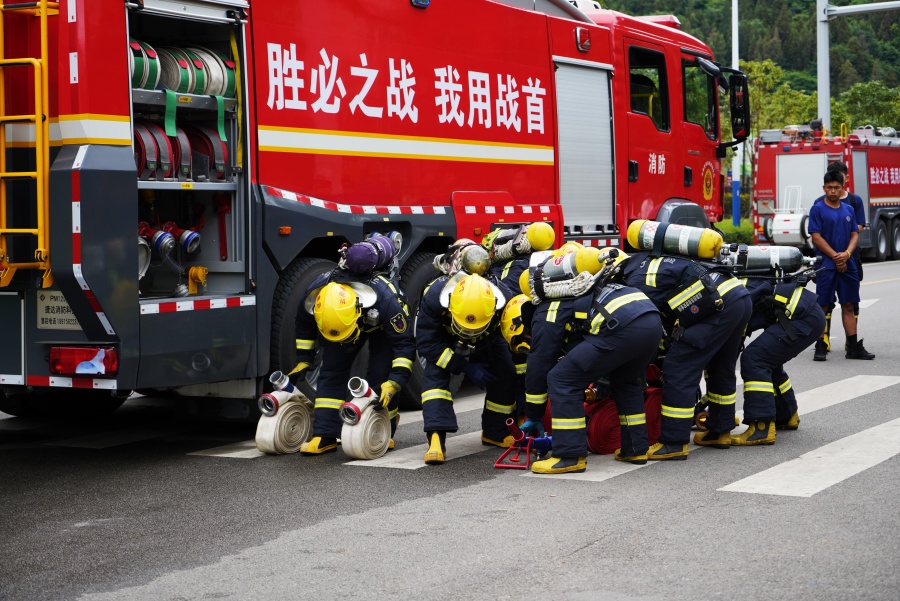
[292,260,415,455]
[415,272,514,465]
[623,251,752,459]
[736,276,825,444]
[504,250,663,473]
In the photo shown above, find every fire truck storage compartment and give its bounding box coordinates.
[128,1,247,300]
[555,61,615,232]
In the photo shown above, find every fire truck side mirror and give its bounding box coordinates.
[729,74,750,140]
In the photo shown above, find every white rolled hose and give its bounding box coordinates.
[255,389,314,454]
[340,377,391,460]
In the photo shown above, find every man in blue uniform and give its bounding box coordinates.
[415,272,514,465]
[808,170,874,361]
[736,277,826,444]
[624,250,752,459]
[293,270,415,455]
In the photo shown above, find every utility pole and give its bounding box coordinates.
[816,0,900,132]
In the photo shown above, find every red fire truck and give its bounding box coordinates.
[752,124,900,261]
[0,0,749,417]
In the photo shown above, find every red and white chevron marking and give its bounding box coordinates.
[72,146,116,336]
[25,375,118,390]
[265,186,448,215]
[571,238,620,247]
[462,204,553,215]
[140,295,256,314]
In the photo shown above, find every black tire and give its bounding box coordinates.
[874,220,889,262]
[890,220,900,260]
[397,252,463,410]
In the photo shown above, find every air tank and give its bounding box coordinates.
[627,219,723,259]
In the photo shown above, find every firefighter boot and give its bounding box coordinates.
[423,431,446,465]
[776,411,800,431]
[531,456,587,474]
[481,433,515,448]
[647,442,689,460]
[813,339,828,362]
[730,420,776,446]
[388,416,399,451]
[845,336,875,360]
[693,430,731,449]
[300,436,338,455]
[614,449,648,465]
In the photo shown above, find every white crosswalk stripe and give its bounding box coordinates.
[345,431,487,470]
[720,418,900,497]
[187,440,266,459]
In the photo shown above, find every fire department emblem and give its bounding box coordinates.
[390,312,407,333]
[466,314,476,323]
[702,163,715,202]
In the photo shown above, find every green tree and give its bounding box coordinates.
[832,81,900,130]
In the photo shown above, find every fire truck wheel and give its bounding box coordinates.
[397,252,462,410]
[890,220,900,260]
[874,220,889,262]
[270,257,338,399]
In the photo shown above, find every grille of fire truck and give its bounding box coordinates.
[0,1,57,288]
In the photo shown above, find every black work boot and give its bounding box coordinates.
[846,337,875,360]
[813,339,828,361]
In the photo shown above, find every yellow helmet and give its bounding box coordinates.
[525,222,555,251]
[313,282,361,343]
[448,274,497,339]
[500,294,532,353]
[552,241,583,257]
[518,268,532,297]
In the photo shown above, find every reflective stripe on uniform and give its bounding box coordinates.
[716,277,741,297]
[785,287,803,318]
[778,379,792,395]
[526,392,548,405]
[667,280,704,310]
[590,292,647,333]
[422,389,452,403]
[377,275,398,295]
[485,399,515,414]
[515,362,527,375]
[646,257,663,287]
[706,391,736,405]
[392,357,413,371]
[661,404,695,419]
[501,261,513,280]
[619,412,647,426]
[551,417,586,430]
[545,301,560,323]
[436,348,454,369]
[315,397,343,410]
[744,381,775,394]
[296,338,316,351]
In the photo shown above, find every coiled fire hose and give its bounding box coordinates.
[339,377,391,460]
[255,371,314,454]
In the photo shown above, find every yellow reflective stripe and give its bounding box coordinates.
[717,277,741,297]
[392,357,414,370]
[389,407,399,419]
[785,287,803,318]
[574,311,588,320]
[667,280,705,309]
[778,379,792,395]
[515,363,527,375]
[740,278,748,285]
[545,301,560,323]
[646,257,663,287]
[706,391,736,405]
[744,381,775,394]
[590,292,646,332]
[619,413,646,426]
[436,348,454,369]
[377,275,399,295]
[485,400,515,414]
[501,261,513,279]
[526,392,548,404]
[315,397,343,410]
[551,417,586,430]
[661,405,695,419]
[422,389,452,403]
[774,294,788,305]
[296,339,316,350]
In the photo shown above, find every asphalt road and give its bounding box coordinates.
[2,261,899,601]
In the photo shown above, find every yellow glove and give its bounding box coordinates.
[379,380,401,408]
[288,361,311,378]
